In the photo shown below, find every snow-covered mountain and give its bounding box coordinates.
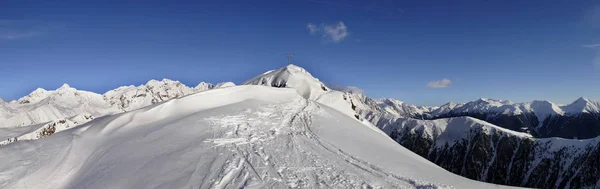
[0,85,513,189]
[2,63,598,188]
[367,114,600,189]
[0,84,116,128]
[243,64,361,120]
[425,97,599,119]
[0,79,235,146]
[241,64,600,188]
[103,79,232,112]
[414,97,600,139]
[354,95,600,188]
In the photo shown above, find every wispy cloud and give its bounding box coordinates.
[307,23,319,35]
[426,79,452,88]
[583,44,600,48]
[0,31,40,40]
[306,21,349,43]
[0,20,60,40]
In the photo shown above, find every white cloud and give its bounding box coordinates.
[306,21,349,43]
[307,23,319,35]
[583,44,600,48]
[426,79,452,88]
[329,84,364,94]
[323,22,348,42]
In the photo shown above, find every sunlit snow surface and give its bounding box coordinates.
[0,86,516,189]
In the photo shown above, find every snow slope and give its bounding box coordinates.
[0,85,516,189]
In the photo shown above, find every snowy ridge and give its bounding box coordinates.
[0,85,514,189]
[378,116,533,147]
[377,98,437,118]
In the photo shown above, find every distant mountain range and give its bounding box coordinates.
[368,97,600,139]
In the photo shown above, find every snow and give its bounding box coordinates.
[0,78,234,130]
[528,100,564,124]
[243,64,330,100]
[380,116,533,147]
[562,97,600,114]
[214,82,236,88]
[0,85,515,189]
[422,97,600,123]
[376,98,435,117]
[243,64,361,120]
[0,85,115,128]
[195,82,215,91]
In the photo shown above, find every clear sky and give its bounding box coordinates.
[1,0,600,106]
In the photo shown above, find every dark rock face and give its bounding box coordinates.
[384,117,600,189]
[425,112,600,139]
[537,113,600,139]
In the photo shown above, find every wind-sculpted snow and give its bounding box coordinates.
[0,86,513,189]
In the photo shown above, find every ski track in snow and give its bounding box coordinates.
[200,99,449,189]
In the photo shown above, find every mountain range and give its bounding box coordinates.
[1,64,599,188]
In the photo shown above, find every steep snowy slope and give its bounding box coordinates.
[0,85,514,189]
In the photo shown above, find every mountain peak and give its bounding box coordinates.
[574,97,589,103]
[194,82,214,91]
[564,97,599,113]
[58,83,71,89]
[243,64,327,99]
[473,98,511,106]
[283,64,310,74]
[31,87,48,94]
[215,82,236,88]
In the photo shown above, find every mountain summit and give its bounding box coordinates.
[243,64,330,100]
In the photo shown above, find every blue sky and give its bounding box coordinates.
[1,0,600,106]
